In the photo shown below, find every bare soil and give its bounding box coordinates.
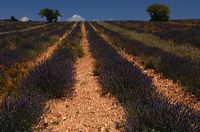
[34,24,125,131]
[0,24,75,103]
[0,24,49,35]
[27,24,74,68]
[92,25,200,112]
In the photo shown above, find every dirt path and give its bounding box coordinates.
[0,24,49,35]
[91,25,200,112]
[35,23,125,131]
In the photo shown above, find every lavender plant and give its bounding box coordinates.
[0,23,83,131]
[107,21,200,49]
[86,23,200,131]
[92,22,200,97]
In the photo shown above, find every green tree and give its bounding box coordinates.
[147,3,170,21]
[53,10,62,22]
[39,8,62,22]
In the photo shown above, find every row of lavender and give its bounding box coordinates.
[0,22,83,131]
[86,23,200,131]
[0,23,50,53]
[0,23,74,98]
[92,22,200,98]
[107,21,200,49]
[0,22,72,65]
[0,21,45,32]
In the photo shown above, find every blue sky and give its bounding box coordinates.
[0,0,199,21]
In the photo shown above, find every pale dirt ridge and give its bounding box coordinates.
[28,23,76,68]
[0,24,50,35]
[91,25,200,112]
[35,23,125,131]
[0,24,75,103]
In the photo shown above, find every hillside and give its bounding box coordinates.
[0,20,200,131]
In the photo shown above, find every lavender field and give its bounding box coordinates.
[0,20,200,131]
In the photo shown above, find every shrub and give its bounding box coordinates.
[39,8,62,22]
[147,3,170,21]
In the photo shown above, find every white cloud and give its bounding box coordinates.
[67,15,85,22]
[57,14,64,21]
[58,16,62,20]
[21,17,30,22]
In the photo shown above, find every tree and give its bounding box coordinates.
[53,10,62,22]
[147,3,170,21]
[39,8,62,22]
[10,16,18,21]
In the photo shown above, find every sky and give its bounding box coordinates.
[0,0,200,21]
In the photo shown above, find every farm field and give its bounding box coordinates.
[0,21,47,34]
[0,20,200,131]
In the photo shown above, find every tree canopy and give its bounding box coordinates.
[39,8,62,22]
[147,3,170,21]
